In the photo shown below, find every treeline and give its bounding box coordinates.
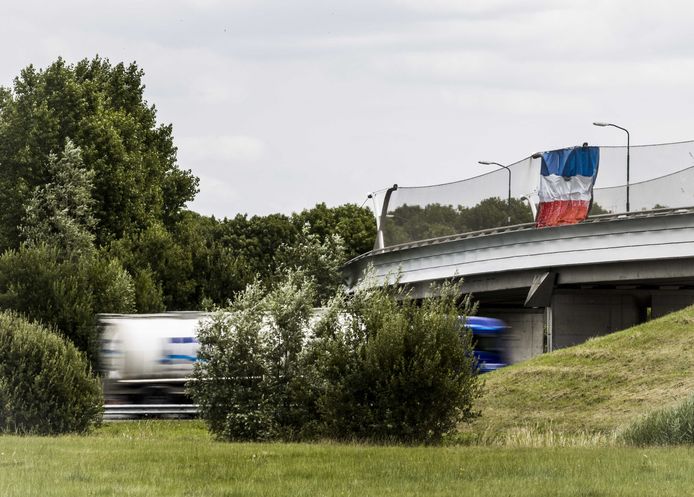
[0,56,374,364]
[382,198,612,246]
[109,203,375,312]
[383,198,534,246]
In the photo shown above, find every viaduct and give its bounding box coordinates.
[344,207,694,364]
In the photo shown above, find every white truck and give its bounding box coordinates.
[99,312,208,404]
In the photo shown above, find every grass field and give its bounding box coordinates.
[464,305,694,440]
[4,307,694,495]
[0,420,693,497]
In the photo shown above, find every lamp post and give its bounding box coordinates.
[478,161,512,224]
[593,122,630,212]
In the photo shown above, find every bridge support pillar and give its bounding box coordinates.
[651,291,694,318]
[479,308,546,363]
[549,291,641,349]
[545,306,553,353]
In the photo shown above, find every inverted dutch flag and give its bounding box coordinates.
[536,146,600,227]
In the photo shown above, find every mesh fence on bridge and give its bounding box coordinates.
[370,140,694,248]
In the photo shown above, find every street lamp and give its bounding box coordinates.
[478,161,512,224]
[593,122,630,212]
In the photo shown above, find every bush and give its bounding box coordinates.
[311,280,481,444]
[0,244,135,365]
[191,267,482,444]
[0,311,102,434]
[189,272,316,441]
[621,394,694,446]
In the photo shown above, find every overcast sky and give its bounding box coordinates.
[3,0,694,218]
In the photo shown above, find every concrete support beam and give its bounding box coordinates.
[525,271,556,307]
[558,258,694,286]
[407,269,542,300]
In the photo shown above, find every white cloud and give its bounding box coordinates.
[386,0,563,15]
[178,135,268,163]
[439,87,593,115]
[4,0,694,217]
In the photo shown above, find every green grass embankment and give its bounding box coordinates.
[466,305,694,440]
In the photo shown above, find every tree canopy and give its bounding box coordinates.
[0,56,380,363]
[20,139,96,256]
[0,56,199,249]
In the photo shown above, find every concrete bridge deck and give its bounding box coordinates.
[344,207,694,363]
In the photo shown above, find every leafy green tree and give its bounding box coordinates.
[262,271,317,437]
[462,197,532,231]
[214,213,298,282]
[0,244,134,364]
[109,222,195,311]
[191,253,481,443]
[382,203,463,245]
[110,203,371,312]
[275,225,347,306]
[589,201,610,215]
[0,56,198,249]
[20,139,96,256]
[205,204,373,305]
[0,135,135,363]
[292,203,376,260]
[177,213,256,307]
[130,267,166,313]
[110,211,261,311]
[167,211,256,309]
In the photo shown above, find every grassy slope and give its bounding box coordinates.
[466,305,694,437]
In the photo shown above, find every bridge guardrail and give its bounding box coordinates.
[350,206,694,262]
[344,206,694,292]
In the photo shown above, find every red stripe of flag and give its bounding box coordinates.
[536,200,590,227]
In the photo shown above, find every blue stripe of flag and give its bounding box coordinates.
[541,146,599,177]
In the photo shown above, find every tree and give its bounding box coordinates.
[0,311,102,435]
[174,212,255,308]
[214,213,299,283]
[383,198,534,246]
[190,260,482,443]
[110,211,260,311]
[0,244,135,364]
[274,225,347,306]
[382,203,463,245]
[310,279,481,443]
[589,201,610,215]
[0,56,198,249]
[462,197,533,232]
[20,139,96,256]
[292,203,376,260]
[109,222,194,311]
[0,137,135,363]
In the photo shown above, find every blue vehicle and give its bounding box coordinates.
[462,316,508,373]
